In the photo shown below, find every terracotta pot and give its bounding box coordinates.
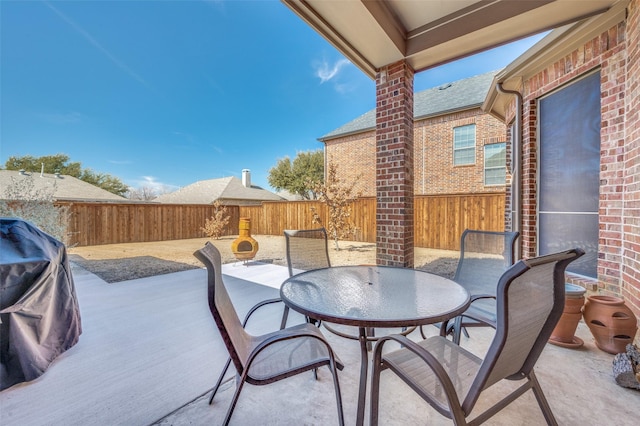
[583,295,638,354]
[563,296,585,314]
[549,284,586,348]
[550,312,583,346]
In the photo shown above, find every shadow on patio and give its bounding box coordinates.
[0,262,637,425]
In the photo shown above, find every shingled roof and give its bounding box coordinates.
[319,70,499,141]
[0,170,126,202]
[154,176,284,205]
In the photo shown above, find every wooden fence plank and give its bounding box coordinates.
[57,193,504,250]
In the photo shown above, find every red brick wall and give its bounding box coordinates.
[375,60,414,267]
[521,99,539,259]
[415,109,506,195]
[623,0,640,317]
[504,124,514,232]
[325,108,506,197]
[324,130,376,196]
[512,16,634,309]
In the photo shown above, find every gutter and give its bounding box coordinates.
[496,83,522,260]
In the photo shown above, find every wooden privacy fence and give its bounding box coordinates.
[237,198,378,243]
[60,202,242,247]
[59,192,504,250]
[415,193,505,250]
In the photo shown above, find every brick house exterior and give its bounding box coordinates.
[485,0,640,320]
[320,72,508,198]
[414,110,507,195]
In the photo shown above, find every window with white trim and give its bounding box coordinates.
[453,124,476,165]
[484,143,506,185]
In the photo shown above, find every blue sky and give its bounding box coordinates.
[1,1,546,193]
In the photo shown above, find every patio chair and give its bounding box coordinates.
[370,248,584,426]
[280,228,332,329]
[428,229,519,344]
[194,242,345,426]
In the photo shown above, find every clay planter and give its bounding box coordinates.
[549,284,586,348]
[583,295,638,354]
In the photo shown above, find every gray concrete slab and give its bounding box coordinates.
[155,321,639,425]
[1,263,638,426]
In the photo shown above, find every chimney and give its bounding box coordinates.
[40,163,45,177]
[242,169,251,188]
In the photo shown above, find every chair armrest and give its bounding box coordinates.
[372,335,462,414]
[469,293,496,302]
[242,298,283,327]
[458,308,496,329]
[435,295,495,339]
[248,325,344,371]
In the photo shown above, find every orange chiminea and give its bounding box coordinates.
[231,218,259,261]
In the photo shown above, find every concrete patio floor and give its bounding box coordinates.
[0,261,637,425]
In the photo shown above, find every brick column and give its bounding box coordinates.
[375,60,414,267]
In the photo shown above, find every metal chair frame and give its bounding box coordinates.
[370,248,584,426]
[280,228,331,329]
[427,229,519,343]
[194,242,344,425]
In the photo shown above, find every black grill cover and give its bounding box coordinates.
[1,218,82,390]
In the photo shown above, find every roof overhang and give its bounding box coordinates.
[282,0,622,79]
[482,0,629,121]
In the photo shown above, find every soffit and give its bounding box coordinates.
[282,0,621,79]
[483,0,629,121]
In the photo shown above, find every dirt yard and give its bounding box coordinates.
[68,235,459,283]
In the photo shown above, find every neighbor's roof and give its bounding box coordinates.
[154,176,284,204]
[275,189,305,201]
[0,170,126,202]
[320,70,499,141]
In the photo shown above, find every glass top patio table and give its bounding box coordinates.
[280,265,470,328]
[280,265,470,426]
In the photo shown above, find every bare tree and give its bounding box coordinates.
[0,174,70,244]
[127,186,158,200]
[201,200,231,239]
[310,162,362,250]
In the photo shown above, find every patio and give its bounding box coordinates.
[0,261,637,425]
